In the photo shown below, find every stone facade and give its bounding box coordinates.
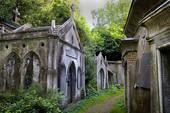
[96,52,107,90]
[0,18,85,105]
[122,0,170,113]
[107,61,124,85]
[96,52,124,90]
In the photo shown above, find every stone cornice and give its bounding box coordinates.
[140,0,170,24]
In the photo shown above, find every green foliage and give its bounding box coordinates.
[20,0,71,26]
[91,0,131,60]
[92,0,131,27]
[0,0,16,20]
[74,11,97,92]
[0,84,61,113]
[0,0,71,26]
[110,100,126,113]
[63,85,124,113]
[92,26,122,60]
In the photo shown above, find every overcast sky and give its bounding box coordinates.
[79,0,108,28]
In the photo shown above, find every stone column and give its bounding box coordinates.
[47,38,55,89]
[122,38,138,113]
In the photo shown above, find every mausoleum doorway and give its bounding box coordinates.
[159,47,170,113]
[67,62,76,103]
[5,52,21,90]
[23,52,40,89]
[100,69,105,89]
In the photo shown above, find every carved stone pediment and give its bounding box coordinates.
[51,18,73,37]
[66,48,78,59]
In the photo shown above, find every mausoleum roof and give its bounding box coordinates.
[124,0,167,37]
[0,16,20,32]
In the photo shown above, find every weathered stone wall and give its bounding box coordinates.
[96,52,108,90]
[0,18,85,106]
[133,26,151,113]
[107,61,124,85]
[122,2,170,113]
[58,25,85,105]
[0,30,49,91]
[96,53,125,90]
[122,27,151,113]
[143,6,170,113]
[122,38,138,113]
[124,52,137,113]
[122,0,170,113]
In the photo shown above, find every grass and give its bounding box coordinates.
[63,85,126,113]
[110,98,127,113]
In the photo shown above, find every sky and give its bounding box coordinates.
[79,0,108,28]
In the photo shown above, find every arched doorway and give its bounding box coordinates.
[23,52,40,89]
[67,62,76,103]
[100,69,105,89]
[5,52,21,90]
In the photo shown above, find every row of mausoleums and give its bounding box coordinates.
[0,17,85,106]
[0,15,124,107]
[122,0,170,113]
[95,52,124,90]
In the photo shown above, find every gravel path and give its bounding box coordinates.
[85,94,123,113]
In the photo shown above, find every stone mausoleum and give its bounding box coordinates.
[122,0,170,113]
[96,52,124,90]
[0,17,85,105]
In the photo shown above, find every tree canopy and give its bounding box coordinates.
[91,0,131,60]
[0,0,72,26]
[92,0,131,27]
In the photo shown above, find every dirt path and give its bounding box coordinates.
[85,94,123,113]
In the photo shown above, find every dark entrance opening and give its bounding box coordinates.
[100,69,104,89]
[24,52,40,89]
[124,61,128,108]
[160,47,170,113]
[108,71,114,86]
[67,62,76,103]
[6,52,21,90]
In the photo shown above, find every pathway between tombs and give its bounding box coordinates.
[85,94,124,113]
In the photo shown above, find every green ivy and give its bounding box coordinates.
[0,84,62,113]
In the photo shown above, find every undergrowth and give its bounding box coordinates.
[0,84,62,113]
[63,85,125,113]
[110,98,126,113]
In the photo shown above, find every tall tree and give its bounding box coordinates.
[92,0,131,27]
[91,0,131,61]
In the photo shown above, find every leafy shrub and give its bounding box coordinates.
[115,84,123,89]
[0,84,61,113]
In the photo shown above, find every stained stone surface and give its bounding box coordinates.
[122,1,170,113]
[96,52,124,90]
[0,18,85,105]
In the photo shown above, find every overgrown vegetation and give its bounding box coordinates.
[0,1,131,111]
[0,0,72,26]
[72,0,131,92]
[73,6,97,93]
[0,84,62,113]
[75,0,131,92]
[63,85,125,113]
[110,99,126,113]
[91,0,131,60]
